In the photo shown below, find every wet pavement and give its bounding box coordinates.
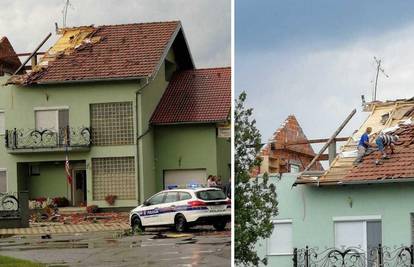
[0,226,231,267]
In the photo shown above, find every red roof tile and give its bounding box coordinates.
[344,124,414,181]
[26,21,186,84]
[150,67,231,124]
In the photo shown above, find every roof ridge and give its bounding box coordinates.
[58,20,181,32]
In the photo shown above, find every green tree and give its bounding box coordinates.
[235,92,278,266]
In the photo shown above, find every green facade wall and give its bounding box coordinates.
[255,173,414,266]
[138,56,172,201]
[0,75,139,206]
[154,124,230,189]
[27,164,69,199]
[216,137,231,181]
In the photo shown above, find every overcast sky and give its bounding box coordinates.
[0,0,230,68]
[236,1,414,147]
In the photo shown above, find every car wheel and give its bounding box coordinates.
[213,221,227,231]
[175,214,187,232]
[131,216,145,232]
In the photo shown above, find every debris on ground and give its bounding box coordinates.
[151,232,194,239]
[30,210,129,226]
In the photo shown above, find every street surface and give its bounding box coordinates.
[0,226,231,267]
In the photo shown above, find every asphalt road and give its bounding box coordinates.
[0,227,231,267]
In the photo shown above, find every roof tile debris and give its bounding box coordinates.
[9,21,184,84]
[150,67,231,124]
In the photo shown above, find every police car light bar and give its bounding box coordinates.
[166,183,206,190]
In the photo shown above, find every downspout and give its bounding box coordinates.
[136,77,151,204]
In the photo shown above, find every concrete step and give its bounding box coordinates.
[58,207,87,215]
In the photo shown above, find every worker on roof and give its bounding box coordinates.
[375,133,399,165]
[354,127,373,165]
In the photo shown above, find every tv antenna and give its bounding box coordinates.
[372,56,389,101]
[62,0,72,28]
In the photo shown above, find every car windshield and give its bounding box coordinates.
[196,190,226,200]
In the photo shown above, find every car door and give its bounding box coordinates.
[157,191,179,225]
[140,192,166,226]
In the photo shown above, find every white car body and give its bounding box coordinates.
[129,187,231,229]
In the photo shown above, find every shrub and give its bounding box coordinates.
[105,195,117,206]
[52,197,70,207]
[86,205,99,213]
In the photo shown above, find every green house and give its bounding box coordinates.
[254,99,414,266]
[0,21,230,208]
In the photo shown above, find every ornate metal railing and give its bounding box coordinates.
[293,245,414,267]
[5,126,91,150]
[0,192,19,218]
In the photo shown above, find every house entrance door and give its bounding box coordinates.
[73,169,87,206]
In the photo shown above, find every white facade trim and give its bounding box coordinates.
[0,110,4,136]
[333,215,381,222]
[271,219,293,224]
[33,106,69,111]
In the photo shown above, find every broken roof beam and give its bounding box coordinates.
[14,33,51,75]
[303,109,356,172]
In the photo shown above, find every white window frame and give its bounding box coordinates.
[34,106,69,132]
[290,164,300,173]
[266,219,293,256]
[333,216,381,253]
[0,168,8,192]
[0,110,5,136]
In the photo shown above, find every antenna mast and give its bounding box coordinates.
[62,0,71,28]
[372,56,389,102]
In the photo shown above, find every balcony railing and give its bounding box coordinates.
[5,126,91,152]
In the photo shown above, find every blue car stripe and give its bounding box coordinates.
[139,205,210,217]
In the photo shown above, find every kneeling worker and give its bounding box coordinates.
[375,133,399,165]
[354,127,372,164]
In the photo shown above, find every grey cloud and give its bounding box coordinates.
[0,0,230,68]
[236,23,414,145]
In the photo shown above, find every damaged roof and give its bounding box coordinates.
[296,99,414,185]
[344,123,414,182]
[0,36,23,75]
[9,21,194,84]
[150,67,231,125]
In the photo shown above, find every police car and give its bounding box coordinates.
[129,186,231,232]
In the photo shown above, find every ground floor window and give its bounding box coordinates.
[0,169,6,192]
[267,219,293,255]
[334,216,381,251]
[92,157,136,200]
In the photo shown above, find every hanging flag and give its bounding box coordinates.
[65,154,73,185]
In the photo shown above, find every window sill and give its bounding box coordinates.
[266,252,293,256]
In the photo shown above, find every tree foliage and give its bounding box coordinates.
[235,92,278,266]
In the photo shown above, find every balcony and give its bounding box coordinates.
[5,127,91,153]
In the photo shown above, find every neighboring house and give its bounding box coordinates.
[252,115,323,176]
[0,21,231,208]
[255,99,414,266]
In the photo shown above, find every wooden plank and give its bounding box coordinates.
[304,109,356,172]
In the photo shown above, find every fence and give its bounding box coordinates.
[0,191,29,228]
[293,245,414,267]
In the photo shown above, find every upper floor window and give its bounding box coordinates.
[90,102,134,146]
[290,164,300,173]
[35,107,69,132]
[0,169,7,193]
[0,111,4,135]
